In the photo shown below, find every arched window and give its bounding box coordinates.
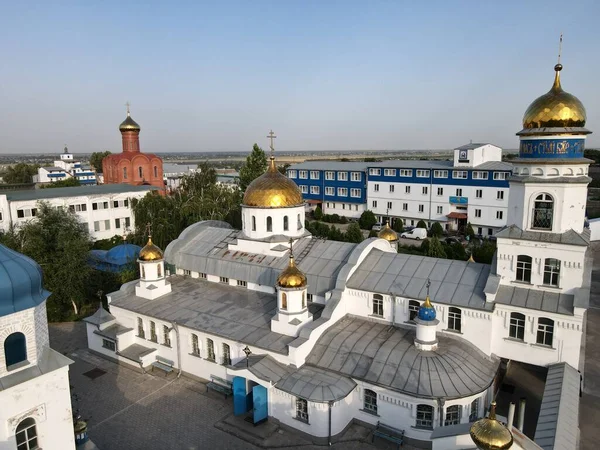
[447,307,462,332]
[416,404,434,429]
[137,318,145,338]
[537,318,554,347]
[267,216,272,232]
[157,263,162,278]
[281,293,287,310]
[297,214,302,230]
[283,215,289,231]
[516,255,532,283]
[138,166,143,179]
[532,193,553,230]
[222,343,231,365]
[408,300,420,321]
[4,332,27,368]
[252,216,256,231]
[543,258,560,287]
[445,405,462,425]
[191,334,200,356]
[364,389,378,414]
[123,167,127,179]
[150,321,157,342]
[509,312,526,340]
[154,165,158,178]
[296,398,309,422]
[141,265,145,279]
[469,399,480,422]
[15,417,38,450]
[372,294,383,316]
[302,292,306,309]
[206,338,215,361]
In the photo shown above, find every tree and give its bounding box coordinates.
[90,151,111,172]
[345,222,364,243]
[430,222,444,238]
[278,163,291,175]
[238,144,268,191]
[368,230,378,238]
[465,222,475,239]
[131,193,187,250]
[416,219,427,229]
[3,163,39,184]
[314,205,323,221]
[40,177,80,188]
[359,210,377,230]
[392,219,404,233]
[472,241,497,264]
[422,237,447,258]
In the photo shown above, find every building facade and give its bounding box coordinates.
[37,146,96,185]
[0,184,157,240]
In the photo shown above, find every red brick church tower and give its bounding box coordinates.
[102,105,164,191]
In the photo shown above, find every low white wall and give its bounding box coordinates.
[589,218,600,241]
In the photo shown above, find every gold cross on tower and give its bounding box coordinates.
[267,130,277,158]
[125,101,131,116]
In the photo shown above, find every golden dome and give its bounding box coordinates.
[277,253,307,288]
[470,402,514,450]
[139,237,163,261]
[243,157,304,208]
[119,111,141,132]
[378,222,398,242]
[522,64,586,129]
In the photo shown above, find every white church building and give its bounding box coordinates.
[86,60,590,449]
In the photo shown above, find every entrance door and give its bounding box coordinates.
[252,385,268,424]
[233,376,247,416]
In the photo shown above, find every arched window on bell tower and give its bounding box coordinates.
[138,166,143,179]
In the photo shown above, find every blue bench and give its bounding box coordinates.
[206,375,233,398]
[372,421,404,448]
[151,356,174,376]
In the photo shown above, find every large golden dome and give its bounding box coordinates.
[243,157,304,208]
[139,237,163,261]
[119,112,141,132]
[378,222,398,242]
[277,254,307,288]
[522,64,586,129]
[470,402,513,450]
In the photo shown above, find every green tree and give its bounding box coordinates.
[422,237,447,258]
[472,241,497,264]
[430,222,444,238]
[327,225,344,241]
[89,151,112,172]
[368,229,378,238]
[417,219,427,229]
[132,193,187,250]
[392,219,404,233]
[40,177,81,188]
[444,242,467,260]
[345,222,364,243]
[3,163,39,184]
[465,222,475,238]
[359,210,377,230]
[314,205,323,221]
[238,144,268,191]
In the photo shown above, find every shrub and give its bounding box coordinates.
[368,230,378,238]
[416,219,428,229]
[314,205,323,221]
[465,222,475,238]
[359,210,377,230]
[331,214,341,223]
[346,222,364,243]
[430,222,444,238]
[340,216,348,224]
[392,219,404,233]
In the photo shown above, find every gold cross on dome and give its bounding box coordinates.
[125,101,131,116]
[267,130,277,157]
[145,222,152,238]
[288,237,294,254]
[426,278,431,296]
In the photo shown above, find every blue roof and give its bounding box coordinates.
[418,302,437,321]
[0,244,50,317]
[88,243,141,273]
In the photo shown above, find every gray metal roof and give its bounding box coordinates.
[0,347,73,392]
[306,316,499,399]
[347,249,493,311]
[42,166,63,171]
[109,276,295,355]
[83,305,116,325]
[165,221,357,297]
[534,362,580,450]
[368,160,454,169]
[288,161,369,171]
[232,354,292,384]
[474,161,513,170]
[2,184,157,201]
[455,143,491,150]
[496,225,590,246]
[93,323,133,340]
[118,343,156,363]
[509,175,592,184]
[494,286,574,315]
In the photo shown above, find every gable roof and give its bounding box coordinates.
[496,225,590,246]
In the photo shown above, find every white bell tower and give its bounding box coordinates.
[135,236,171,300]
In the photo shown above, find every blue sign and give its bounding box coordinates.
[449,196,468,205]
[519,138,585,159]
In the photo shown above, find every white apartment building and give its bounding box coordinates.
[0,184,157,240]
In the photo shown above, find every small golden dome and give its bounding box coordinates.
[243,157,304,208]
[277,254,307,288]
[523,64,586,129]
[378,222,398,242]
[470,402,514,450]
[139,237,163,261]
[119,111,141,132]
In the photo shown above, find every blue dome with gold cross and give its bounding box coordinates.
[418,296,437,321]
[0,244,50,317]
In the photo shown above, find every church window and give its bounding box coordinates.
[445,405,462,426]
[283,215,289,231]
[537,318,554,347]
[137,318,145,338]
[206,338,215,361]
[509,312,526,340]
[102,339,116,351]
[123,167,127,179]
[281,293,287,310]
[372,294,384,317]
[141,265,145,278]
[516,255,532,283]
[543,258,560,287]
[15,417,38,450]
[154,165,158,178]
[252,216,256,231]
[302,292,306,309]
[150,321,157,342]
[138,166,143,179]
[307,294,313,302]
[222,343,231,365]
[416,404,434,429]
[267,216,272,232]
[364,389,378,414]
[4,332,27,368]
[532,193,553,230]
[191,334,200,356]
[163,325,171,347]
[470,399,480,421]
[297,214,302,230]
[447,307,462,332]
[157,263,162,278]
[408,300,420,321]
[296,398,309,423]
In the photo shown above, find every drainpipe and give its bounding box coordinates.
[507,402,515,429]
[438,398,445,427]
[517,398,526,432]
[390,293,396,325]
[170,321,183,378]
[328,400,333,446]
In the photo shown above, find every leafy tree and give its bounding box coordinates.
[359,210,377,230]
[3,163,39,184]
[345,222,364,243]
[368,230,378,238]
[238,144,268,191]
[392,219,404,233]
[416,219,427,229]
[131,193,188,250]
[472,241,497,264]
[327,225,344,241]
[465,222,475,239]
[40,177,80,188]
[444,242,467,260]
[430,222,444,238]
[314,205,323,221]
[89,151,112,172]
[422,237,447,258]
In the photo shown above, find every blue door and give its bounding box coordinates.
[252,385,268,424]
[233,377,247,416]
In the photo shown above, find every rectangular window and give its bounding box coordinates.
[475,209,482,218]
[447,308,462,332]
[399,169,412,177]
[472,171,489,180]
[496,211,503,220]
[351,172,361,181]
[125,217,131,228]
[436,206,443,214]
[434,170,448,178]
[104,219,110,230]
[325,187,334,195]
[374,184,379,192]
[372,296,383,316]
[389,185,395,193]
[369,168,381,176]
[516,257,532,283]
[537,318,554,346]
[288,170,297,178]
[543,259,560,287]
[237,280,247,287]
[494,172,508,180]
[337,171,348,181]
[444,405,462,426]
[94,221,100,232]
[456,188,462,197]
[199,272,207,279]
[416,405,433,429]
[372,200,378,208]
[422,186,428,195]
[476,189,483,198]
[296,398,309,423]
[497,190,505,200]
[163,325,171,347]
[220,277,229,284]
[310,186,320,194]
[437,187,443,196]
[115,218,121,229]
[102,339,116,351]
[509,313,526,340]
[418,204,424,213]
[416,170,430,178]
[183,269,191,276]
[338,188,348,197]
[403,203,408,211]
[453,170,468,179]
[310,171,319,180]
[299,170,308,179]
[350,188,361,198]
[325,171,335,180]
[405,186,411,194]
[300,185,308,194]
[384,169,396,177]
[387,201,393,210]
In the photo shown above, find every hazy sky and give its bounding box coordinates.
[1,1,599,154]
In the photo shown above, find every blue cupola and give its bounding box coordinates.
[417,295,437,321]
[0,244,50,317]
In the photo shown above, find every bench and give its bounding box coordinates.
[206,375,233,398]
[151,356,174,376]
[372,421,404,449]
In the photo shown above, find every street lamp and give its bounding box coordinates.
[243,345,252,368]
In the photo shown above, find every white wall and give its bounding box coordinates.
[589,218,600,241]
[242,205,305,239]
[322,202,364,219]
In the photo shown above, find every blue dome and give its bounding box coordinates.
[417,296,437,321]
[0,244,50,317]
[106,243,142,265]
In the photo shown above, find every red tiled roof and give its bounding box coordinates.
[446,212,467,219]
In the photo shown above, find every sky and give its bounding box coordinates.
[0,1,599,154]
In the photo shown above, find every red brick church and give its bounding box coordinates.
[103,106,164,191]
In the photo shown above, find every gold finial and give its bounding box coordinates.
[489,401,497,420]
[423,278,433,308]
[126,101,131,116]
[553,34,564,90]
[288,237,294,257]
[557,33,563,66]
[468,254,475,263]
[267,130,277,159]
[470,401,513,450]
[145,222,152,238]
